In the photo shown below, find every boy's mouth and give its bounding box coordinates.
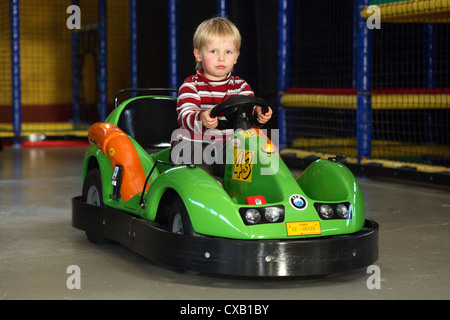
[216,65,226,69]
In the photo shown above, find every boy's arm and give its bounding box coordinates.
[177,82,205,133]
[250,106,273,128]
[200,109,218,129]
[235,78,272,127]
[255,106,273,125]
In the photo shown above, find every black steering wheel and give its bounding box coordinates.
[209,95,269,130]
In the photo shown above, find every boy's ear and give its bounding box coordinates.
[193,49,202,62]
[234,52,240,64]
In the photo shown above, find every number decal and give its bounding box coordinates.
[238,129,257,139]
[232,149,254,182]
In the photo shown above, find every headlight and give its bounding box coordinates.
[265,207,281,223]
[245,209,261,224]
[336,204,349,219]
[315,202,351,220]
[319,204,334,219]
[240,206,285,225]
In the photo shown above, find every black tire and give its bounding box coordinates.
[81,169,112,244]
[167,196,195,236]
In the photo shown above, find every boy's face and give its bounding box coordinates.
[194,37,239,81]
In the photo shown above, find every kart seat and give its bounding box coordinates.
[117,96,179,152]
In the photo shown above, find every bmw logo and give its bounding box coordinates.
[289,194,307,210]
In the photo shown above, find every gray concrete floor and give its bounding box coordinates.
[1,145,449,300]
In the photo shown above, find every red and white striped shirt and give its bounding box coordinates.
[176,69,254,135]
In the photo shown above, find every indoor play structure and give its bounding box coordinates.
[0,0,449,185]
[277,0,450,185]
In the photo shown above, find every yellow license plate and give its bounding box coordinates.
[286,221,321,236]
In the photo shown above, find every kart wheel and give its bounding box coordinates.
[168,196,195,236]
[81,169,112,244]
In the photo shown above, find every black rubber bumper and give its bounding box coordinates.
[72,196,379,277]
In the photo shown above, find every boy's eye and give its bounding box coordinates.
[226,50,232,54]
[210,50,216,54]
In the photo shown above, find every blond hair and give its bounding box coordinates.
[193,17,241,71]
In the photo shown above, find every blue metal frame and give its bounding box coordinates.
[71,0,80,125]
[424,24,435,89]
[10,0,21,145]
[98,0,107,121]
[130,0,138,94]
[277,0,292,151]
[218,0,228,17]
[356,0,372,162]
[351,0,358,89]
[168,0,178,92]
[424,23,435,143]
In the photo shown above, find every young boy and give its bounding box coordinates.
[172,17,272,171]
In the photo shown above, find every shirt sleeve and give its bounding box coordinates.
[236,78,254,97]
[176,81,204,133]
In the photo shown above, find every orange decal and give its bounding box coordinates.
[88,122,148,201]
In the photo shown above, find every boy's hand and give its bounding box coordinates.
[201,109,218,129]
[255,106,273,125]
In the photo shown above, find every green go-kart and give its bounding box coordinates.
[72,88,378,277]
